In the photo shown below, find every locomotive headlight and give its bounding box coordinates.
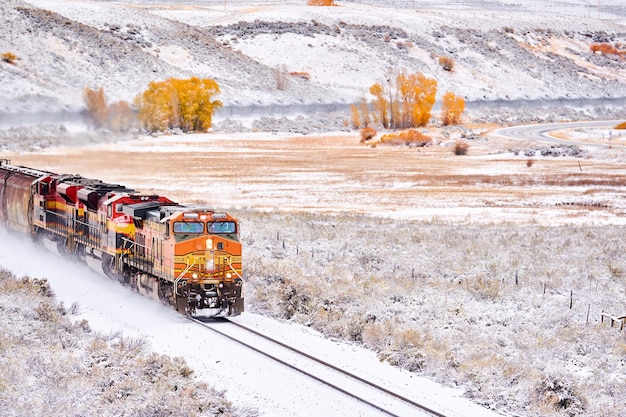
[226,273,232,279]
[192,273,198,279]
[206,238,213,249]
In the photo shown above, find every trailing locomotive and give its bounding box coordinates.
[0,159,243,316]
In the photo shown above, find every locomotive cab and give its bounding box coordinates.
[119,204,243,316]
[167,209,243,316]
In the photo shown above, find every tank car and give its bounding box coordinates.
[0,159,243,316]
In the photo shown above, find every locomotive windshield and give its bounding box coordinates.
[208,221,236,234]
[173,221,204,233]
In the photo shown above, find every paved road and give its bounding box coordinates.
[493,120,625,149]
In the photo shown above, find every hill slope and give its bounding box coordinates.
[0,0,625,118]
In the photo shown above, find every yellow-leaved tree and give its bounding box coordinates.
[134,77,222,133]
[399,72,437,128]
[441,91,465,126]
[368,70,437,130]
[369,82,389,129]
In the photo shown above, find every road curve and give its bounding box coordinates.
[493,120,624,149]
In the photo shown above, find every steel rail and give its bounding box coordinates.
[188,316,447,417]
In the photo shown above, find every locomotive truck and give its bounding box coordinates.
[0,159,244,316]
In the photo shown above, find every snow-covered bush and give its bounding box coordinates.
[240,210,626,416]
[0,269,247,417]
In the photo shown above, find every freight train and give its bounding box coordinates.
[0,159,243,316]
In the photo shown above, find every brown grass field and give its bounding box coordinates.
[7,128,626,224]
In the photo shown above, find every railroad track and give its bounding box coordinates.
[188,316,448,417]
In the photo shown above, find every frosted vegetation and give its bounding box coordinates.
[0,269,248,417]
[238,210,626,416]
[3,201,626,417]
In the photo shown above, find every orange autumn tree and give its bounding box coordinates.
[365,70,437,130]
[441,91,465,125]
[369,82,390,128]
[134,77,222,133]
[83,87,135,132]
[398,72,437,128]
[83,87,108,129]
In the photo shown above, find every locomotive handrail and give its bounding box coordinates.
[174,258,199,296]
[226,258,243,280]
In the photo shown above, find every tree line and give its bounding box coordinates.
[84,70,464,135]
[351,69,465,130]
[83,77,221,133]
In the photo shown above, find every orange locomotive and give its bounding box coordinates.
[0,159,244,316]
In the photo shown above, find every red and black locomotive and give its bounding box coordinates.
[0,159,244,316]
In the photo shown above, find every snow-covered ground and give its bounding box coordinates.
[1,1,626,416]
[0,229,501,417]
[1,0,625,118]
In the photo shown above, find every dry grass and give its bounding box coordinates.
[11,129,626,224]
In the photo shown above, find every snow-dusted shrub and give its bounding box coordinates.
[379,329,426,371]
[1,52,17,64]
[360,126,376,142]
[438,55,455,71]
[240,210,626,416]
[0,269,246,417]
[453,140,470,155]
[536,375,587,416]
[461,275,502,300]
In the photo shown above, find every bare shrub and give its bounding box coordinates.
[526,159,535,167]
[536,375,587,415]
[308,0,335,5]
[360,126,377,142]
[453,140,469,155]
[35,301,62,322]
[438,55,455,71]
[380,129,432,146]
[289,71,311,80]
[114,335,148,354]
[274,64,290,90]
[1,52,18,65]
[590,42,621,56]
[68,301,81,315]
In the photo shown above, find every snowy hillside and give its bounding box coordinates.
[0,0,625,116]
